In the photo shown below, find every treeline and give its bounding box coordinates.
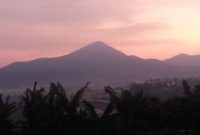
[1,80,200,135]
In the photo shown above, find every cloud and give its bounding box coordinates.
[98,22,168,35]
[0,0,167,51]
[0,0,136,27]
[1,0,198,67]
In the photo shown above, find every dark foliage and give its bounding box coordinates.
[1,80,200,135]
[0,94,16,135]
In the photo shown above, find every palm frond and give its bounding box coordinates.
[101,103,114,119]
[71,82,90,107]
[83,100,98,120]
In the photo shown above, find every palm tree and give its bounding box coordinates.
[20,82,46,135]
[20,81,93,135]
[104,86,162,134]
[0,94,16,135]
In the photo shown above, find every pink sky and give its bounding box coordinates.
[1,0,200,67]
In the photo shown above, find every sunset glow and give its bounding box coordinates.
[1,0,200,67]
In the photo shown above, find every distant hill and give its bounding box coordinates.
[0,41,200,89]
[165,53,200,67]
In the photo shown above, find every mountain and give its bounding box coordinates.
[0,41,142,89]
[0,41,199,89]
[165,54,200,67]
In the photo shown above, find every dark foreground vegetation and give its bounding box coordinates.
[1,80,200,135]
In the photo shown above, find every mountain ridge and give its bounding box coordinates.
[165,53,200,67]
[1,41,200,89]
[2,42,199,69]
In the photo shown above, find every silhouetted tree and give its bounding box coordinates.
[3,80,200,135]
[182,80,192,97]
[20,82,96,135]
[0,94,16,135]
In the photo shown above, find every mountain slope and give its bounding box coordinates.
[0,41,197,89]
[0,41,141,89]
[165,54,200,67]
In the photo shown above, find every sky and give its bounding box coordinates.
[1,0,200,67]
